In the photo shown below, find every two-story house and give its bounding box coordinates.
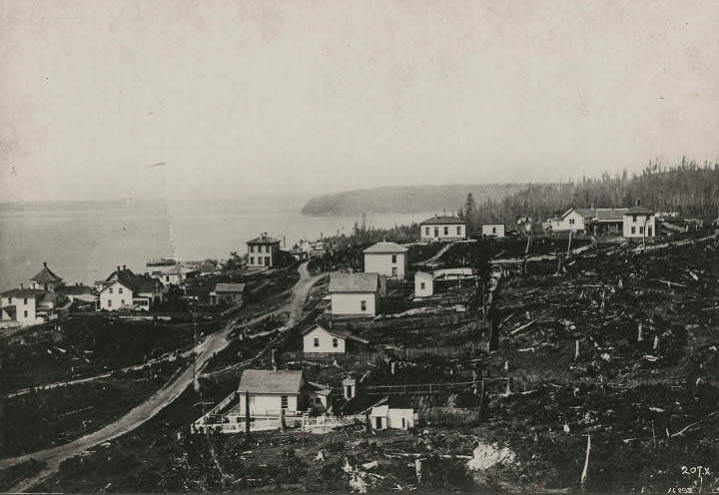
[363,241,408,279]
[98,266,164,311]
[247,233,282,268]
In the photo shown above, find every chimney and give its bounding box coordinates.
[122,265,126,270]
[636,199,641,207]
[43,261,47,268]
[271,348,277,371]
[117,265,120,272]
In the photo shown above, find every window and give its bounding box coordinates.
[444,226,449,235]
[648,227,653,237]
[631,226,636,234]
[402,417,406,429]
[425,227,430,236]
[250,245,254,253]
[457,226,461,235]
[639,226,644,234]
[332,338,338,348]
[108,300,112,307]
[109,288,113,294]
[420,282,425,290]
[119,287,123,294]
[265,256,270,266]
[266,245,270,253]
[250,257,254,264]
[392,267,398,276]
[7,297,11,304]
[492,227,497,234]
[24,310,28,318]
[314,337,319,347]
[361,300,367,311]
[165,276,170,282]
[23,298,27,304]
[633,215,637,223]
[281,395,288,409]
[434,227,439,237]
[121,299,125,305]
[569,218,575,225]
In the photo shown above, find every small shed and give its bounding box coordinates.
[414,271,433,297]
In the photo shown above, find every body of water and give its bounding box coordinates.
[0,198,433,291]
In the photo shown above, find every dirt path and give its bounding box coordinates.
[0,262,319,492]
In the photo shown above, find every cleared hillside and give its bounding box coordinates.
[301,184,526,216]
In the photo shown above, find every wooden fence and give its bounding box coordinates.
[328,312,475,332]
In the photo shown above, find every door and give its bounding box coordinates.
[375,417,382,429]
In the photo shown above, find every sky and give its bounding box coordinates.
[1,0,718,203]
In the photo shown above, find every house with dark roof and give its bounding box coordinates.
[29,262,64,292]
[247,233,282,268]
[419,215,468,241]
[363,241,408,279]
[236,369,305,417]
[302,323,369,354]
[98,265,164,311]
[209,283,245,305]
[623,202,656,239]
[329,272,381,317]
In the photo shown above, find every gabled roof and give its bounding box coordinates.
[562,207,628,222]
[420,215,468,225]
[247,234,281,244]
[1,288,46,298]
[302,324,370,344]
[58,284,94,296]
[237,369,303,395]
[625,205,655,215]
[102,269,159,294]
[329,272,380,294]
[363,241,408,254]
[213,283,246,293]
[30,263,63,283]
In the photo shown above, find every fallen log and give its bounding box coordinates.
[510,319,537,336]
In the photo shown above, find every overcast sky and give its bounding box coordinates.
[1,0,717,203]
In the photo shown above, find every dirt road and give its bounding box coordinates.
[0,262,319,492]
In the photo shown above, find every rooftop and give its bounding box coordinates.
[30,262,63,284]
[420,215,468,226]
[363,241,408,254]
[237,369,303,395]
[213,283,246,293]
[329,272,380,293]
[247,233,281,244]
[625,205,655,215]
[302,324,370,344]
[563,207,629,222]
[102,268,159,294]
[1,288,46,298]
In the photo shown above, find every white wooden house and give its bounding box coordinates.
[623,204,656,239]
[0,288,47,327]
[235,369,304,417]
[329,272,380,317]
[481,224,505,237]
[419,216,468,241]
[363,241,408,279]
[302,324,369,354]
[247,233,282,268]
[98,266,164,311]
[367,397,416,430]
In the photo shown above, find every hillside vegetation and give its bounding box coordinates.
[301,184,525,216]
[465,159,719,227]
